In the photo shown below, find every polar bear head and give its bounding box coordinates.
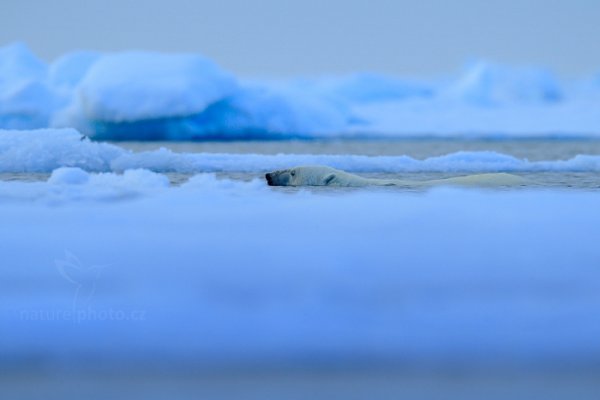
[265,165,343,186]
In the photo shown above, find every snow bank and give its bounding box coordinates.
[1,43,600,138]
[1,177,600,369]
[48,167,168,188]
[1,167,169,203]
[3,129,600,174]
[47,167,91,184]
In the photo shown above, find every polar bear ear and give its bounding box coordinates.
[324,174,336,185]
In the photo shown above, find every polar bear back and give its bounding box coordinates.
[266,166,526,187]
[426,173,526,187]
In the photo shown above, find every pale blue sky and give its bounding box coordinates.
[2,0,599,78]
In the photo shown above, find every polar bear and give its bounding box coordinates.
[265,165,526,187]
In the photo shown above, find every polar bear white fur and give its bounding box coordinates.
[265,165,526,187]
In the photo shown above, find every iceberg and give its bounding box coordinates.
[0,43,57,129]
[185,86,353,139]
[48,51,102,92]
[51,51,241,140]
[74,51,239,123]
[75,86,354,141]
[1,43,600,138]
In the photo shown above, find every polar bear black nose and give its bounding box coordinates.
[265,173,273,185]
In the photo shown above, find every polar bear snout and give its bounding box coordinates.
[265,170,293,186]
[265,172,274,186]
[265,171,285,186]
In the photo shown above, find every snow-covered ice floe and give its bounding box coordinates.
[3,128,600,174]
[2,42,600,139]
[1,170,600,369]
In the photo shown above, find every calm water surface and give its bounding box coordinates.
[3,139,600,190]
[116,139,600,160]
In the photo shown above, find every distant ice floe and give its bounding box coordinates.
[441,61,563,106]
[297,72,435,104]
[1,43,600,139]
[2,128,600,173]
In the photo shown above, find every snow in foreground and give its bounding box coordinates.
[2,43,600,139]
[1,169,600,370]
[3,128,600,174]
